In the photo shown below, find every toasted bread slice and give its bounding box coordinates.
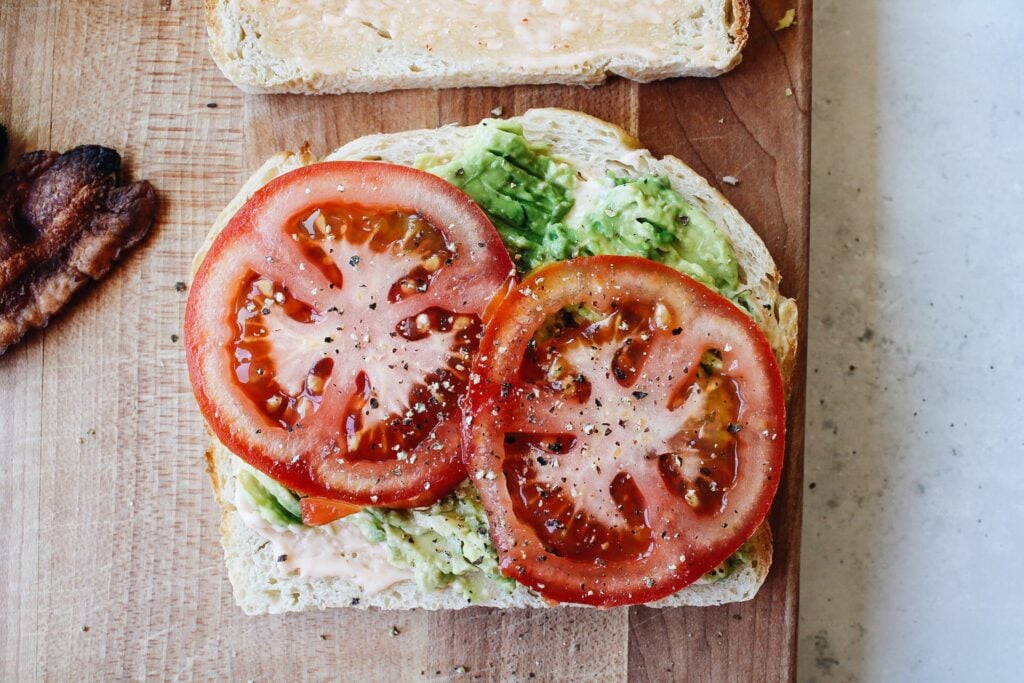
[195,109,795,614]
[205,0,750,95]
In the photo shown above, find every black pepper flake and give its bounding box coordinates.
[631,391,648,399]
[350,597,361,605]
[174,281,187,292]
[276,554,288,562]
[370,397,379,409]
[726,423,742,434]
[536,455,549,466]
[170,334,179,342]
[206,102,218,108]
[595,398,602,408]
[390,626,401,636]
[671,327,683,335]
[81,625,90,632]
[500,382,512,398]
[349,255,361,267]
[455,168,465,177]
[324,336,334,343]
[319,634,329,641]
[369,303,377,310]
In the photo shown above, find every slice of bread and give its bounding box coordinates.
[205,0,750,94]
[196,109,796,614]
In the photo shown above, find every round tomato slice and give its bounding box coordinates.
[464,256,785,606]
[186,162,515,506]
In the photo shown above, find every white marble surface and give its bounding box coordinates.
[799,1,1024,680]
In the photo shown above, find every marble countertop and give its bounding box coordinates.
[800,1,1023,680]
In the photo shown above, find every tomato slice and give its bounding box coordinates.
[464,256,785,606]
[186,162,515,506]
[300,497,362,526]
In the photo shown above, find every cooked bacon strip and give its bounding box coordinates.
[0,144,157,354]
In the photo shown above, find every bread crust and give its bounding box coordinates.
[196,109,795,613]
[730,0,752,58]
[203,0,229,86]
[204,0,751,94]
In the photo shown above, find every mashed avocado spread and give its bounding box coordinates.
[420,119,740,297]
[575,175,739,295]
[353,482,515,601]
[240,121,750,600]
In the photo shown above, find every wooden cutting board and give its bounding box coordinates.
[0,0,809,679]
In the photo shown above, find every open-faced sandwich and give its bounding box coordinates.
[185,109,797,613]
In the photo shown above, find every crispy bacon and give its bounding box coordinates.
[0,144,157,354]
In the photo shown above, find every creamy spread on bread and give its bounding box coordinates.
[235,480,413,590]
[208,0,748,94]
[232,0,712,72]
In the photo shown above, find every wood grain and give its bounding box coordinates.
[0,0,809,680]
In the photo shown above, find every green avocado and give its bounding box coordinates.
[237,464,302,528]
[703,542,753,582]
[352,481,515,602]
[421,121,739,298]
[421,119,576,272]
[574,175,740,296]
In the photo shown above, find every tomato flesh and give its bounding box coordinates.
[300,497,362,526]
[464,256,785,606]
[186,162,515,506]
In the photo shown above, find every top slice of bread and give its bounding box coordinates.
[197,109,796,614]
[205,0,750,94]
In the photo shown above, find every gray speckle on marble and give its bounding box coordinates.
[800,1,1024,681]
